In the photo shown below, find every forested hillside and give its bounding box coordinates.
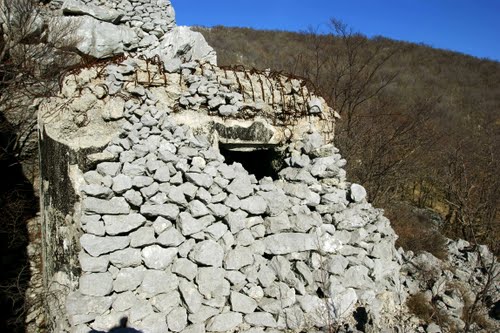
[195,25,500,255]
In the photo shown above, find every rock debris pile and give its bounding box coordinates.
[32,1,499,333]
[66,86,403,332]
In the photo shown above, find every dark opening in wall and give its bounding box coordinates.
[219,144,284,180]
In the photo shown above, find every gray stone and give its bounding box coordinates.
[157,227,185,247]
[224,246,254,270]
[79,252,109,273]
[109,248,142,268]
[81,218,105,236]
[141,183,160,199]
[188,200,210,217]
[331,288,358,319]
[182,324,206,333]
[206,312,243,332]
[349,183,367,203]
[205,222,228,241]
[81,234,130,257]
[197,267,230,298]
[142,245,177,269]
[112,174,133,194]
[239,196,268,215]
[150,290,181,313]
[257,265,276,288]
[153,216,172,235]
[231,291,258,314]
[112,291,138,312]
[179,182,198,199]
[207,203,230,218]
[113,266,146,292]
[154,166,171,182]
[57,16,138,59]
[179,279,203,314]
[344,266,372,289]
[264,212,291,234]
[326,255,349,275]
[244,312,277,327]
[130,227,156,247]
[129,301,155,324]
[97,162,121,176]
[79,273,113,296]
[139,270,179,298]
[66,291,113,316]
[189,240,224,267]
[138,312,168,333]
[186,172,213,188]
[227,177,253,198]
[154,26,216,66]
[225,210,248,234]
[188,305,219,324]
[102,213,146,235]
[83,197,130,215]
[123,189,143,206]
[219,104,239,116]
[167,307,188,332]
[172,258,198,281]
[81,184,113,199]
[166,186,188,206]
[141,203,179,220]
[178,212,206,236]
[264,233,318,255]
[62,0,123,23]
[132,176,154,188]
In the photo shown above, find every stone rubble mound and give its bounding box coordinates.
[60,63,404,332]
[402,239,500,332]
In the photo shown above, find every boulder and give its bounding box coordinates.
[53,16,138,59]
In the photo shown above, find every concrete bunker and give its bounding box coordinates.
[212,120,286,180]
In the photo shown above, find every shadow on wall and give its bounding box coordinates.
[0,113,36,332]
[89,317,143,333]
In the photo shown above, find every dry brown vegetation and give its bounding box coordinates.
[196,23,500,255]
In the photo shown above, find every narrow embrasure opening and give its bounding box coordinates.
[219,144,285,180]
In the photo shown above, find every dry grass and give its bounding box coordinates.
[386,203,448,260]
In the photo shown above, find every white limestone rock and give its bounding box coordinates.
[62,0,124,23]
[113,266,146,293]
[142,245,177,269]
[102,213,146,235]
[230,291,258,314]
[263,233,318,255]
[80,234,130,257]
[109,248,142,268]
[53,16,139,59]
[79,272,113,296]
[206,312,243,332]
[189,240,224,267]
[349,183,367,203]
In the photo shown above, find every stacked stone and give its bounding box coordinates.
[61,0,175,37]
[40,0,180,59]
[176,63,326,120]
[93,58,327,125]
[64,72,403,332]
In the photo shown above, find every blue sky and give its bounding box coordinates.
[171,0,500,61]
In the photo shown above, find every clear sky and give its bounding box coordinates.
[171,0,500,62]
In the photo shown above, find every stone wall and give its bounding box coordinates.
[41,62,403,332]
